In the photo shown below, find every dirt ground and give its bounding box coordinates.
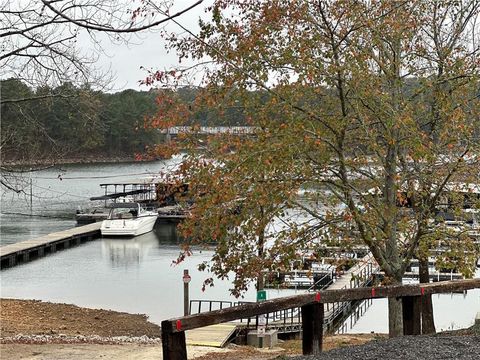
[0,298,380,360]
[0,298,161,338]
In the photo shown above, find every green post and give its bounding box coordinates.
[257,290,267,348]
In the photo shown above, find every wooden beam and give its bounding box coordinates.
[402,296,421,335]
[161,320,187,360]
[301,303,324,355]
[163,279,479,333]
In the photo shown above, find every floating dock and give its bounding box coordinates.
[0,222,101,269]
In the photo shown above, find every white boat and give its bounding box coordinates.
[100,203,158,237]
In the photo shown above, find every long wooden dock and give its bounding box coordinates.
[0,222,101,269]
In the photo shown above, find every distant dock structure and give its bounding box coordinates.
[160,126,257,142]
[76,178,189,225]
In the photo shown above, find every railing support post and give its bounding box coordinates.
[402,296,421,335]
[161,321,187,360]
[301,303,324,355]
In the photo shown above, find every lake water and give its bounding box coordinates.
[1,159,478,330]
[0,158,297,323]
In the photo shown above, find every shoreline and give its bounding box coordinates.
[0,155,162,169]
[0,297,382,360]
[1,298,478,360]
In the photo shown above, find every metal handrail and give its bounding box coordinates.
[189,258,379,333]
[306,269,336,292]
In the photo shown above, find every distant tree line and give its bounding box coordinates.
[3,77,476,164]
[0,79,250,163]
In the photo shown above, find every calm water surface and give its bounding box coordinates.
[1,228,258,323]
[0,226,303,323]
[1,159,478,329]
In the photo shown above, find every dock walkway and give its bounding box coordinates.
[0,222,101,269]
[186,323,238,347]
[328,253,378,290]
[188,254,380,341]
[266,253,379,333]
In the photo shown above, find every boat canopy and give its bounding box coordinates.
[90,189,151,201]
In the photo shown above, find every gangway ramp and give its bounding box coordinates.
[186,323,238,347]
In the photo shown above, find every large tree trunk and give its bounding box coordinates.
[257,225,265,291]
[388,295,403,337]
[419,258,436,334]
[257,272,265,291]
[385,273,404,337]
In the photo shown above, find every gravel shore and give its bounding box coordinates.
[1,334,161,345]
[290,334,480,360]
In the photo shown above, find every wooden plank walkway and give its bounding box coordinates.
[0,222,101,269]
[328,253,378,290]
[186,323,238,347]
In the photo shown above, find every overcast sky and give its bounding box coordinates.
[82,0,214,92]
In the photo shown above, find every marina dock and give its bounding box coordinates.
[188,254,380,340]
[0,222,101,269]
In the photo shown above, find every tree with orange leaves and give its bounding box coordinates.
[149,0,480,337]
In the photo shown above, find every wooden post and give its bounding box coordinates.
[301,302,324,355]
[402,296,421,335]
[183,269,191,316]
[30,178,33,211]
[161,321,187,360]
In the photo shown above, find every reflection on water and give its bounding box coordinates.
[102,233,158,268]
[102,223,182,268]
[153,222,183,244]
[0,222,256,324]
[1,222,479,329]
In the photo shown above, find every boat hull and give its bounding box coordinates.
[100,214,158,237]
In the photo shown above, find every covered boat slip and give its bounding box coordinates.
[90,189,153,201]
[76,181,157,225]
[77,177,191,224]
[91,177,190,206]
[93,178,159,204]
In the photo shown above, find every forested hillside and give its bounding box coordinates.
[0,79,248,164]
